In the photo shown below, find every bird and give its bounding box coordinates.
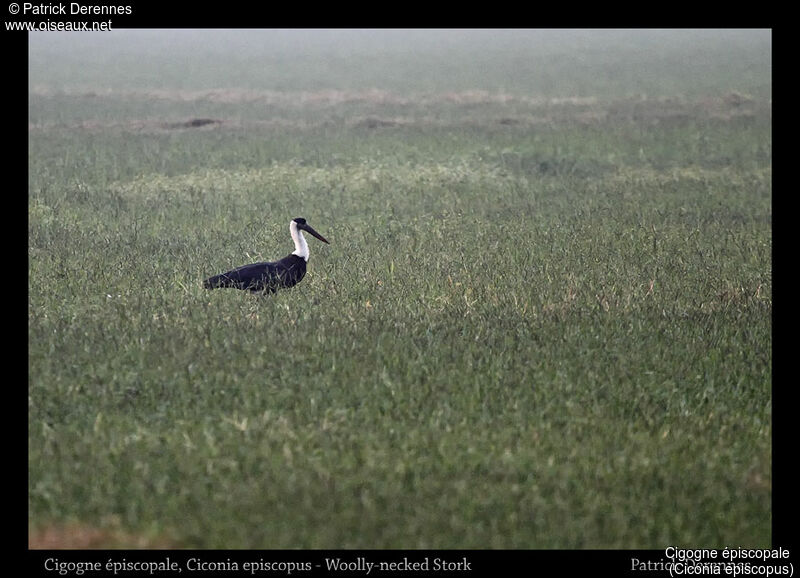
[203,217,329,293]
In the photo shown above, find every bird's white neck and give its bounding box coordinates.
[290,221,309,261]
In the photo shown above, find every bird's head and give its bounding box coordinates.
[291,217,329,244]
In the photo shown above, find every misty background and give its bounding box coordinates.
[29,29,771,98]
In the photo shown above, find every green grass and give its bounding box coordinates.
[28,30,771,549]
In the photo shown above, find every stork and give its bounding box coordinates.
[203,218,329,293]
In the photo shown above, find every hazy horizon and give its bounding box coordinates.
[29,29,771,98]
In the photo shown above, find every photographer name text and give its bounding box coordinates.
[15,3,131,15]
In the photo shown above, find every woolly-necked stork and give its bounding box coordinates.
[204,218,329,293]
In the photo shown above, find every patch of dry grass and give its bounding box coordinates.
[27,89,768,134]
[29,519,179,549]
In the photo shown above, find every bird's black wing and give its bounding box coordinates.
[204,261,282,291]
[204,255,307,292]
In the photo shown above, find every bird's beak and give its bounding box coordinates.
[298,222,330,244]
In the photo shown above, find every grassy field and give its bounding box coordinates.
[28,30,771,549]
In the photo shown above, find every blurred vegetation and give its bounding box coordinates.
[29,29,771,548]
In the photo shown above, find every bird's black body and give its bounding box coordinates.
[203,218,329,294]
[203,254,307,293]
